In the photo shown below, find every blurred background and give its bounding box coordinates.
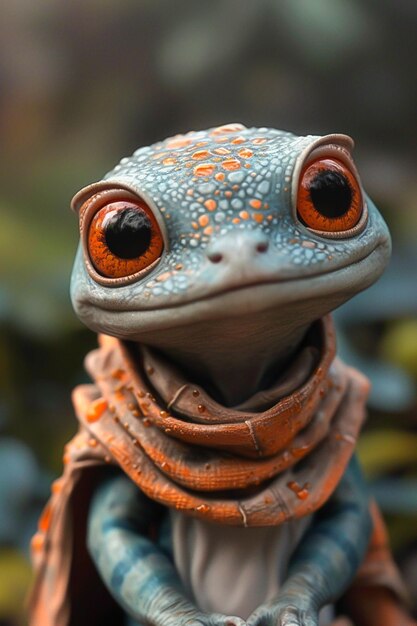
[0,1,416,623]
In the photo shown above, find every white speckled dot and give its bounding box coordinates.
[228,171,244,183]
[258,180,270,194]
[231,198,243,210]
[198,183,216,194]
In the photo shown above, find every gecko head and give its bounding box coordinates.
[70,123,391,344]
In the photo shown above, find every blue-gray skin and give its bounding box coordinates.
[70,124,391,625]
[88,473,246,626]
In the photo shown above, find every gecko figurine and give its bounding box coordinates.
[29,124,416,626]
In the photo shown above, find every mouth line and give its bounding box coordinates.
[88,243,382,314]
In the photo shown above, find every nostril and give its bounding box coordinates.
[256,241,269,254]
[208,252,223,264]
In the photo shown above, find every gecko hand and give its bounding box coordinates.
[208,615,246,626]
[246,598,318,626]
[184,614,246,626]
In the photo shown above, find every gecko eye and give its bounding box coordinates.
[296,158,364,234]
[87,199,164,278]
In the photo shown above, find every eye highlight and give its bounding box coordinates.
[87,198,164,279]
[297,158,364,234]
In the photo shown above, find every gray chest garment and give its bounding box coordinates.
[171,511,312,619]
[171,512,334,624]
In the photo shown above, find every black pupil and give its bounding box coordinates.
[105,207,152,259]
[309,170,352,218]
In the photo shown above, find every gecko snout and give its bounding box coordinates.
[206,232,270,265]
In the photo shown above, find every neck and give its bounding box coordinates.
[140,310,314,406]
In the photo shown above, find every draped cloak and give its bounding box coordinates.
[28,316,407,626]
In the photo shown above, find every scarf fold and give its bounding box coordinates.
[60,316,367,527]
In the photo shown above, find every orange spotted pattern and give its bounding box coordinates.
[75,123,366,294]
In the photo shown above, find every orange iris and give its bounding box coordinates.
[87,199,164,279]
[297,158,363,233]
